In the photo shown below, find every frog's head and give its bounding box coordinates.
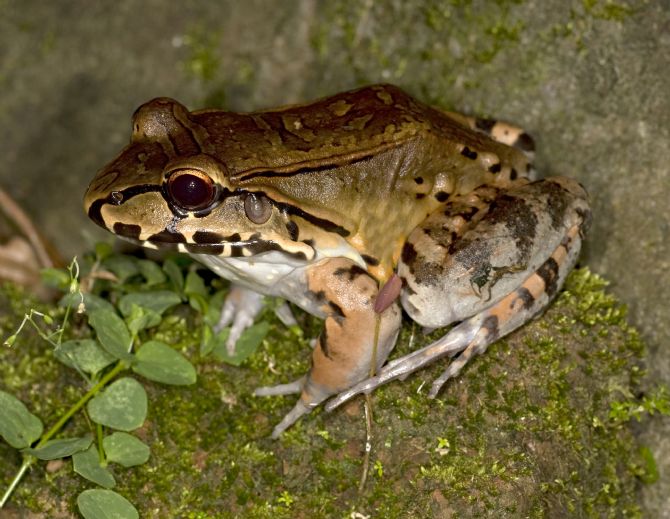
[84,97,314,262]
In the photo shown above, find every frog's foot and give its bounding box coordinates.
[216,285,297,355]
[216,285,264,355]
[326,221,585,412]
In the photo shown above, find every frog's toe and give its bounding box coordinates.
[269,400,315,439]
[215,285,264,355]
[254,377,303,397]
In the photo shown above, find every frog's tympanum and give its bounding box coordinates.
[84,85,591,437]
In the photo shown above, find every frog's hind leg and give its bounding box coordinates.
[326,177,591,411]
[444,110,536,163]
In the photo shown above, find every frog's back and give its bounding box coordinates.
[192,84,531,181]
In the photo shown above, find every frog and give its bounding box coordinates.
[84,84,591,438]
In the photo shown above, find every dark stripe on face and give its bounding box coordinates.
[536,257,560,297]
[243,239,308,261]
[87,184,162,228]
[184,243,225,255]
[275,202,350,237]
[286,220,299,241]
[112,222,142,240]
[148,229,187,243]
[192,231,225,244]
[488,163,502,174]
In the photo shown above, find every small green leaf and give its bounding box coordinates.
[125,304,161,335]
[204,289,227,327]
[214,321,269,366]
[77,489,138,519]
[132,341,197,385]
[102,255,140,282]
[137,259,166,286]
[25,435,92,460]
[73,445,116,488]
[103,432,150,467]
[88,309,133,360]
[202,327,229,357]
[87,378,147,431]
[184,270,208,298]
[188,293,208,314]
[118,291,182,318]
[59,292,116,314]
[55,339,116,375]
[0,390,44,449]
[163,258,184,294]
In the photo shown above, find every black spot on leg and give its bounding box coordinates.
[536,257,560,297]
[416,193,426,199]
[515,287,535,310]
[481,315,500,341]
[361,254,379,266]
[475,118,496,133]
[513,132,535,152]
[333,265,367,280]
[576,207,593,235]
[319,327,332,359]
[488,163,502,174]
[461,146,478,160]
[414,177,424,184]
[510,168,518,180]
[435,191,448,202]
[328,301,345,320]
[401,242,418,266]
[483,194,538,261]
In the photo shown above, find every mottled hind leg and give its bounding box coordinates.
[255,258,402,438]
[327,177,591,411]
[327,221,586,411]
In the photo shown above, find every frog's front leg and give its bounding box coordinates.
[327,177,591,410]
[255,258,402,438]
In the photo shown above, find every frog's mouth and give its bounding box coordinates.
[110,220,312,263]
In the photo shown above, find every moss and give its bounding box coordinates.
[0,267,664,517]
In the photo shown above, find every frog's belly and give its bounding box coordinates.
[191,252,327,318]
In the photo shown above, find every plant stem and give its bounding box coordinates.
[0,361,126,508]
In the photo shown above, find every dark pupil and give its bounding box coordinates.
[169,174,213,210]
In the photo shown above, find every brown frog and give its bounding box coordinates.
[84,84,591,437]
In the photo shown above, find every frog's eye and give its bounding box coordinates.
[167,169,215,211]
[244,192,272,224]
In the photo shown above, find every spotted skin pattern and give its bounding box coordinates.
[84,84,591,437]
